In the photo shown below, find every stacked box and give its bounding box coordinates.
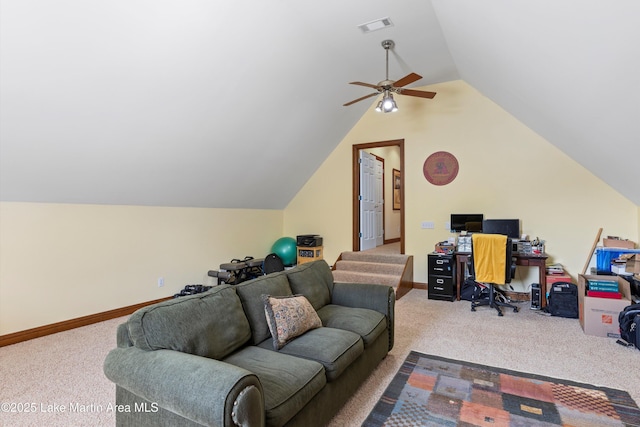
[546,273,572,287]
[626,254,640,274]
[603,238,635,249]
[586,278,621,299]
[577,275,631,338]
[595,248,640,273]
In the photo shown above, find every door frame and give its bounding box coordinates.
[352,139,405,254]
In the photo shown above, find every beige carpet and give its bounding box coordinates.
[363,242,401,255]
[1,289,638,426]
[329,291,640,426]
[0,317,124,426]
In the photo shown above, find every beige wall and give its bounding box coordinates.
[2,79,638,336]
[284,80,638,285]
[0,202,282,334]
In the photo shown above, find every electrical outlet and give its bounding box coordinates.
[158,277,164,287]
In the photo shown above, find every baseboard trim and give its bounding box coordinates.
[413,281,427,290]
[0,297,172,348]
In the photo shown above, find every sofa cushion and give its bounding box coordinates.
[285,260,333,311]
[258,327,363,382]
[263,294,322,350]
[127,285,251,360]
[235,272,292,344]
[224,346,325,427]
[316,304,387,348]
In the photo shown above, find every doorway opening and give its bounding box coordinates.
[352,139,405,254]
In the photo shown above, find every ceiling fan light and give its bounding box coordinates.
[380,93,398,113]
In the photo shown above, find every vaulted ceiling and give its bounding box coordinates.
[1,1,638,208]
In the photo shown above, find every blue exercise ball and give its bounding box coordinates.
[271,237,297,266]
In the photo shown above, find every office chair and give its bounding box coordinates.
[470,233,519,316]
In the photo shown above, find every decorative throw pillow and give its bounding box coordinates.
[262,294,322,350]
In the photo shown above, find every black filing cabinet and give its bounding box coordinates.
[427,253,457,301]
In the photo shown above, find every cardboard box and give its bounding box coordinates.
[603,238,635,249]
[595,248,640,273]
[626,254,640,274]
[578,275,631,338]
[611,263,629,275]
[546,273,572,287]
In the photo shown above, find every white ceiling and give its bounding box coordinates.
[1,0,639,208]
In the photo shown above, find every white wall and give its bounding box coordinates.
[0,202,283,334]
[284,80,638,285]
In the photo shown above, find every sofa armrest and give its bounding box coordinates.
[330,282,395,349]
[104,347,264,427]
[116,322,133,347]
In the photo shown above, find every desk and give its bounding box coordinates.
[455,253,549,307]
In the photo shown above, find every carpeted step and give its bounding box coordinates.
[334,260,406,276]
[339,251,409,265]
[332,270,400,288]
[332,250,414,298]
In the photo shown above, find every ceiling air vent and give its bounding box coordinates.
[358,17,393,33]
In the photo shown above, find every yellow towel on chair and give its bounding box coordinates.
[472,234,507,284]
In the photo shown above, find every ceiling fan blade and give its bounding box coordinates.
[393,72,423,88]
[349,81,382,90]
[399,88,437,99]
[343,92,379,107]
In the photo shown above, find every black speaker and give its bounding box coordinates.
[530,283,541,310]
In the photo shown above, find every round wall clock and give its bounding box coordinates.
[423,151,459,186]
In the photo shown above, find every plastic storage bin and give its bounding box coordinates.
[596,247,640,273]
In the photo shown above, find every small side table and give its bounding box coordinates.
[297,246,323,265]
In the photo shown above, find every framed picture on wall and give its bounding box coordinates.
[393,169,401,210]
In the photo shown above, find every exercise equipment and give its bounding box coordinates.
[263,253,285,274]
[174,284,212,298]
[207,254,287,286]
[208,256,264,285]
[271,237,297,266]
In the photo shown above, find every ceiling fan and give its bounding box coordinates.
[343,39,436,112]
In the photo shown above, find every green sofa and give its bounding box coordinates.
[103,260,395,427]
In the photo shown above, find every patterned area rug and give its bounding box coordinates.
[364,351,640,426]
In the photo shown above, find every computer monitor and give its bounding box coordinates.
[450,214,484,233]
[482,219,520,239]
